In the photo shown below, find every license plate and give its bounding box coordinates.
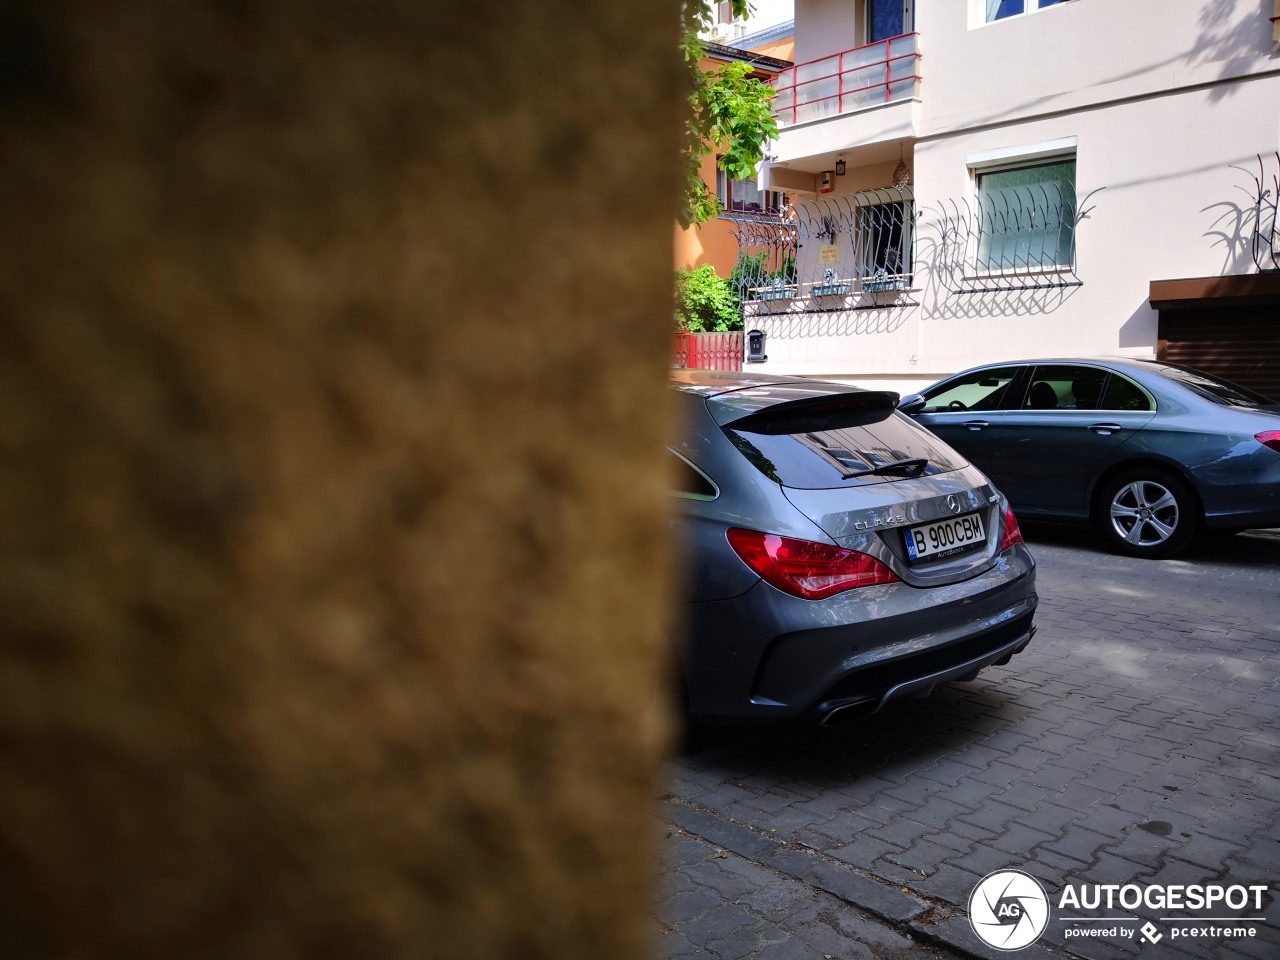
[904,512,986,563]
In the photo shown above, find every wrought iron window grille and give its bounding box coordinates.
[724,188,918,312]
[933,182,1102,294]
[1244,152,1280,272]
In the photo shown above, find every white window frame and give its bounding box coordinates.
[968,141,1078,278]
[865,0,915,43]
[716,164,784,216]
[971,0,1076,28]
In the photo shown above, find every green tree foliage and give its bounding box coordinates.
[680,1,780,227]
[675,264,741,332]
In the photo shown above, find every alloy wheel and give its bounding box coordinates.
[1109,480,1180,547]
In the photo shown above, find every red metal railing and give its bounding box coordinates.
[672,332,744,371]
[772,33,921,128]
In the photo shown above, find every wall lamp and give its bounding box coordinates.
[835,158,846,176]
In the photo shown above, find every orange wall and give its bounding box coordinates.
[675,50,788,275]
[753,36,794,61]
[675,145,742,273]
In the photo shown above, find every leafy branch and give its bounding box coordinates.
[680,1,780,227]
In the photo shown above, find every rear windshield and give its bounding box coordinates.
[725,410,969,489]
[1157,365,1275,407]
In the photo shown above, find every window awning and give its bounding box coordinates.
[1149,273,1280,310]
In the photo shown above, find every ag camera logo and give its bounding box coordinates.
[969,870,1050,951]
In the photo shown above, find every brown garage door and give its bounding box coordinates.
[1158,305,1280,401]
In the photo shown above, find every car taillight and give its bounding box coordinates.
[999,504,1024,553]
[726,528,899,600]
[1257,430,1280,454]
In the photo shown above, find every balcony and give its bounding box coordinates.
[772,34,921,129]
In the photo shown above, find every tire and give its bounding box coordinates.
[1095,468,1199,559]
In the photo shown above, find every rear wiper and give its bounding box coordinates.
[843,457,929,479]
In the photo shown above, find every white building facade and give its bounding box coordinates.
[742,0,1280,398]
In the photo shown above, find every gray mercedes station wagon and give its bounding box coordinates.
[670,371,1038,726]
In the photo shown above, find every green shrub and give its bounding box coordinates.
[675,264,742,332]
[728,252,797,300]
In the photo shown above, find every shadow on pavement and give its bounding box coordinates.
[678,680,1019,784]
[1019,519,1280,567]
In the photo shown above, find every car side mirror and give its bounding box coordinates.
[898,394,926,415]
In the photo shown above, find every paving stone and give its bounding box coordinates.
[993,781,1056,814]
[750,939,829,960]
[1056,932,1139,960]
[653,929,697,960]
[956,799,1025,833]
[1216,927,1280,960]
[1167,831,1254,872]
[768,848,928,924]
[1026,761,1085,791]
[663,533,1280,960]
[667,803,780,861]
[917,757,983,788]
[664,886,724,924]
[950,840,1023,877]
[865,813,937,848]
[1034,847,1093,875]
[929,828,979,854]
[793,826,844,853]
[683,859,763,901]
[1038,825,1113,864]
[912,862,984,905]
[788,920,876,960]
[908,795,974,827]
[1073,850,1154,887]
[677,903,759,944]
[1101,825,1183,869]
[884,837,959,875]
[914,912,1064,960]
[938,776,1008,812]
[705,923,776,960]
[1065,801,1141,840]
[828,833,905,870]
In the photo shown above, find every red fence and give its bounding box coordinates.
[672,332,743,371]
[772,33,921,128]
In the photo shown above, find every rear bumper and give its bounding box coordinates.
[681,545,1037,724]
[816,617,1036,724]
[1202,498,1280,531]
[1196,456,1280,531]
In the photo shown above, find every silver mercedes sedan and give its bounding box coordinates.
[670,371,1038,726]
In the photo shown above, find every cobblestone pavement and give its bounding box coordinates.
[657,526,1280,960]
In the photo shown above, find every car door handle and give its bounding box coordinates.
[1089,422,1122,436]
[963,420,989,431]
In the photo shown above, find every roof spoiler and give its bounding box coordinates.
[722,391,901,435]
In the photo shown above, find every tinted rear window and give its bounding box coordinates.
[1156,365,1275,406]
[725,411,969,488]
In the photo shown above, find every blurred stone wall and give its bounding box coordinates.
[0,3,683,958]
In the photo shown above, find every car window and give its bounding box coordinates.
[1154,364,1275,407]
[921,366,1022,413]
[725,411,968,489]
[670,451,717,500]
[1023,365,1108,411]
[1101,373,1154,412]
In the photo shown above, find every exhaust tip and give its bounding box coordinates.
[819,697,879,726]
